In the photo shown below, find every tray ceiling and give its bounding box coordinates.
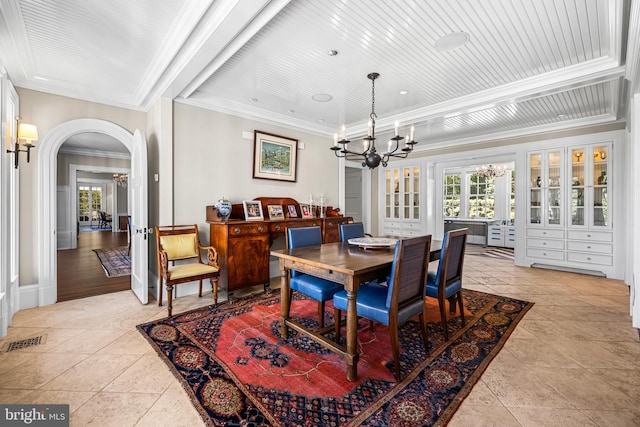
[0,0,634,151]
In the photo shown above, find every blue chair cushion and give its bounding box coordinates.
[425,271,461,298]
[334,282,425,325]
[290,274,344,302]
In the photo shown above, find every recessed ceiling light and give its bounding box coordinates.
[435,32,470,52]
[312,93,333,102]
[287,109,295,114]
[248,97,258,103]
[328,49,338,56]
[399,90,408,95]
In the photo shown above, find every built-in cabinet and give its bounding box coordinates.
[381,164,425,237]
[488,225,516,248]
[524,141,615,276]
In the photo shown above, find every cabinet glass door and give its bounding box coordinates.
[547,150,561,225]
[412,166,420,220]
[570,148,585,226]
[529,153,542,224]
[592,145,609,227]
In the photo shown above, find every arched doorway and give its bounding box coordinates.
[38,119,147,306]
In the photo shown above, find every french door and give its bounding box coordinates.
[78,185,104,226]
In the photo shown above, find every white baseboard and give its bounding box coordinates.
[18,284,41,310]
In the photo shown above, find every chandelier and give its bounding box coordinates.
[475,164,507,178]
[113,173,127,187]
[330,73,418,169]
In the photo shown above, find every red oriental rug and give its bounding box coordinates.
[137,289,532,426]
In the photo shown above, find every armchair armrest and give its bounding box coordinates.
[199,244,219,267]
[158,251,169,279]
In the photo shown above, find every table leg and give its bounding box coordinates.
[280,268,291,339]
[345,288,359,381]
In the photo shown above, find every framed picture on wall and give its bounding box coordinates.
[243,201,264,221]
[267,205,285,220]
[252,130,298,182]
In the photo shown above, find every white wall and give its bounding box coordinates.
[172,103,340,239]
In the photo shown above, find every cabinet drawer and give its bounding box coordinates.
[488,236,504,247]
[567,252,613,266]
[505,227,516,236]
[230,223,267,236]
[269,222,287,233]
[526,228,564,239]
[526,248,564,261]
[526,238,564,250]
[489,226,503,234]
[566,241,613,254]
[403,222,422,230]
[567,230,612,242]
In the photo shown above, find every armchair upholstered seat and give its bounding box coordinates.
[333,235,432,380]
[425,228,468,341]
[155,224,220,316]
[286,226,344,329]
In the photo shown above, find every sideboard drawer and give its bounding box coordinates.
[230,223,267,236]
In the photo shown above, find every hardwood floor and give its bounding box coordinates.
[57,230,130,302]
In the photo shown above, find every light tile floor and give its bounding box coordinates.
[1,249,638,426]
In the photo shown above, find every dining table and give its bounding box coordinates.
[271,238,442,381]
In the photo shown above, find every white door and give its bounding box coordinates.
[345,167,363,223]
[130,129,148,304]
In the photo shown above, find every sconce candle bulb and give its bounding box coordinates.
[7,121,38,168]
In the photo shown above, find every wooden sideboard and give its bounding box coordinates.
[207,202,351,297]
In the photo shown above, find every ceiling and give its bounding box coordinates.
[1,0,637,154]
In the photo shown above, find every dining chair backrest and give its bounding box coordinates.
[386,235,432,311]
[434,228,468,289]
[339,222,365,242]
[286,226,323,277]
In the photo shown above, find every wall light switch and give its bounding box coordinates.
[299,142,305,149]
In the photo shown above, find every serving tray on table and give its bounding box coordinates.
[347,237,398,250]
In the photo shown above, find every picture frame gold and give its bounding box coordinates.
[253,130,298,182]
[243,200,264,221]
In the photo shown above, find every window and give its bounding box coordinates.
[443,173,461,217]
[468,173,495,218]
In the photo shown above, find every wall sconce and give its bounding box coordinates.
[7,122,38,168]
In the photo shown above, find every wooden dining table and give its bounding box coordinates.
[271,239,441,381]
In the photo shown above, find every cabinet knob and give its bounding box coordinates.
[587,257,591,260]
[542,231,547,235]
[233,227,241,234]
[258,226,264,232]
[543,252,547,256]
[275,225,281,231]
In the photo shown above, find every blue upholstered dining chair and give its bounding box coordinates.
[339,222,368,242]
[426,228,468,341]
[286,226,344,329]
[333,235,432,380]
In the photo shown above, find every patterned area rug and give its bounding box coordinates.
[80,225,112,232]
[137,289,532,426]
[92,246,130,277]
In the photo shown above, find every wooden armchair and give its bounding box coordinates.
[155,224,221,316]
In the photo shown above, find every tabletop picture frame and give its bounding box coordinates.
[267,204,285,220]
[287,204,298,218]
[299,203,311,218]
[253,130,298,182]
[243,200,264,221]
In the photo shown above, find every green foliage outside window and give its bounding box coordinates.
[468,174,495,218]
[443,174,461,217]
